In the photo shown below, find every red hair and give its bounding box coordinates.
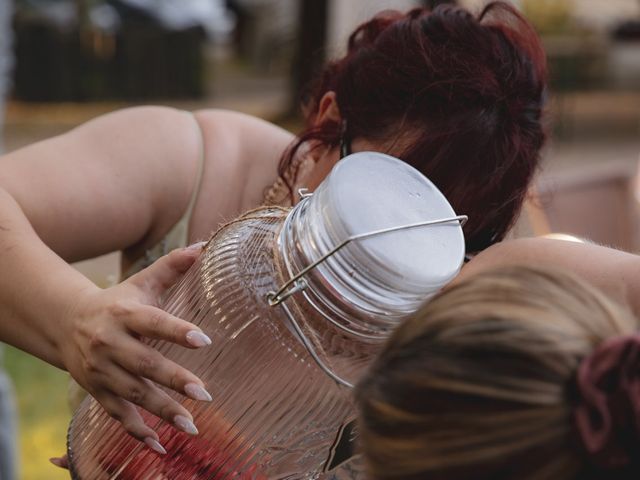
[281,2,547,253]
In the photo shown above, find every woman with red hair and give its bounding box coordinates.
[280,1,547,253]
[0,2,638,458]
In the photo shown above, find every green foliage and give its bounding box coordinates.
[522,0,574,35]
[4,346,70,480]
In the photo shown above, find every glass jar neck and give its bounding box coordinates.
[277,196,410,338]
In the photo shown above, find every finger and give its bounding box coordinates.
[97,391,159,440]
[129,242,206,296]
[96,392,169,454]
[112,337,212,402]
[98,369,200,436]
[49,455,69,469]
[125,303,212,349]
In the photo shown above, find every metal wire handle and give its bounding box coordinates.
[265,193,467,388]
[267,214,468,306]
[278,300,356,388]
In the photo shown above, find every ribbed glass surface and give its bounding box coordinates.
[67,209,363,479]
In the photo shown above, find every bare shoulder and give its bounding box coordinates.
[56,105,206,207]
[464,237,638,270]
[0,105,207,260]
[193,109,292,140]
[72,105,204,154]
[188,109,295,237]
[455,237,640,314]
[193,109,294,170]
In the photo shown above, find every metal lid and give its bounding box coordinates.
[276,152,466,319]
[324,152,465,293]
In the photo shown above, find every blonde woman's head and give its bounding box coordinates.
[356,266,639,480]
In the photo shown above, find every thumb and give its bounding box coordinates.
[128,241,207,297]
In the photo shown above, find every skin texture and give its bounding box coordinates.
[0,97,401,453]
[455,238,640,318]
[2,99,639,459]
[0,107,296,449]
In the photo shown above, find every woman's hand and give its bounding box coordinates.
[59,242,212,453]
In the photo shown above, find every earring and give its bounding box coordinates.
[340,120,351,158]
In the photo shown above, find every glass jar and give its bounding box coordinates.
[67,152,465,479]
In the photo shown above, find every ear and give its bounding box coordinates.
[314,91,342,126]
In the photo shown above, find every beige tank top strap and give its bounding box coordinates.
[121,111,206,280]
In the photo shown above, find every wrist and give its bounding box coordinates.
[48,281,103,371]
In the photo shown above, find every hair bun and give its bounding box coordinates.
[575,335,640,471]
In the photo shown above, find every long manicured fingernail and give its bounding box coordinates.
[144,437,167,455]
[185,383,212,402]
[186,330,212,348]
[174,415,199,435]
[49,457,66,468]
[185,241,207,251]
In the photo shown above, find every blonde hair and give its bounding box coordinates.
[356,266,638,480]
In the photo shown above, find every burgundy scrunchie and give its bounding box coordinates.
[574,335,640,470]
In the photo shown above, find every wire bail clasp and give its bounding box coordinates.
[265,190,467,388]
[266,212,468,306]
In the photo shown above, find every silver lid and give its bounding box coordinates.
[282,152,466,320]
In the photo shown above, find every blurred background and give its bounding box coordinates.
[0,0,639,478]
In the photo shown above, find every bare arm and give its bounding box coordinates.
[0,107,218,449]
[0,106,203,261]
[457,238,640,315]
